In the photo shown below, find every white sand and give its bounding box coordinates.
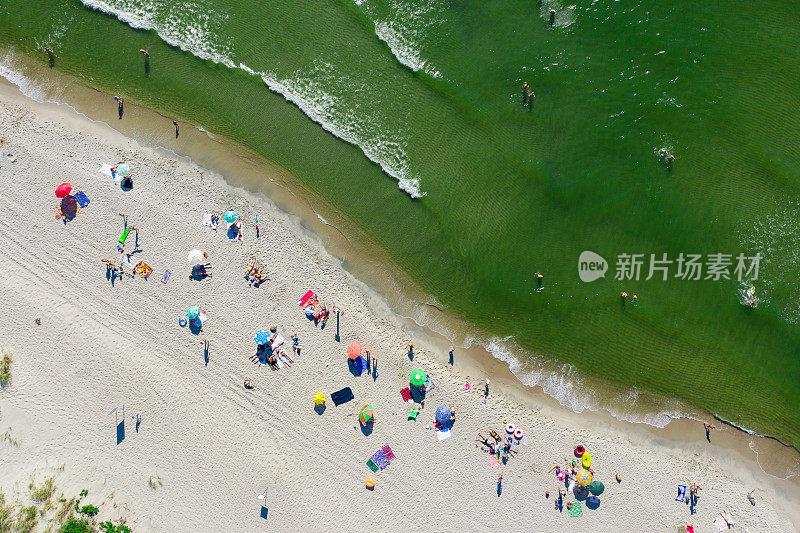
[0,81,798,532]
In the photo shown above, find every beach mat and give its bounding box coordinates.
[74,191,90,207]
[488,456,499,468]
[371,450,390,470]
[676,485,686,502]
[568,501,583,518]
[381,445,395,461]
[331,387,354,406]
[400,387,412,402]
[366,459,378,473]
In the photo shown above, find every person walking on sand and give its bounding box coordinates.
[173,120,179,138]
[407,342,414,359]
[449,345,454,365]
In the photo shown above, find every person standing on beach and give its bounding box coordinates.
[173,120,179,138]
[115,96,124,120]
[449,345,454,365]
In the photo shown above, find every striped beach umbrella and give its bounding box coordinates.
[359,405,373,424]
[409,369,426,387]
[435,405,451,423]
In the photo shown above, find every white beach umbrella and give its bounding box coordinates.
[187,249,205,265]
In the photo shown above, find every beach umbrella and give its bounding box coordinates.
[116,162,130,176]
[409,369,427,387]
[186,306,200,320]
[576,469,592,487]
[254,330,270,345]
[224,210,238,223]
[588,481,604,495]
[314,392,325,405]
[55,182,72,198]
[347,342,362,360]
[435,405,451,423]
[359,404,374,424]
[187,249,205,265]
[586,495,600,509]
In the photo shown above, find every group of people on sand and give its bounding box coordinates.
[476,429,519,465]
[249,326,299,370]
[304,295,337,328]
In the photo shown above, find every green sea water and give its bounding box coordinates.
[2,0,800,446]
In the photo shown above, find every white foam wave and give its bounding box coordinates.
[0,56,53,104]
[80,0,426,198]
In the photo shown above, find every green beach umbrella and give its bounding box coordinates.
[588,481,604,495]
[186,306,200,320]
[224,210,238,223]
[409,369,426,387]
[116,162,130,176]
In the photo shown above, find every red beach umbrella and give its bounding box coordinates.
[55,182,72,198]
[347,342,362,360]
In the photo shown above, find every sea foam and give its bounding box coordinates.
[79,0,427,198]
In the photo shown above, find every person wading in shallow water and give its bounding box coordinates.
[173,120,179,138]
[115,96,124,120]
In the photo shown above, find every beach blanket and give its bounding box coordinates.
[133,262,153,280]
[686,526,695,533]
[400,387,412,402]
[330,387,354,406]
[488,456,500,468]
[203,213,218,229]
[371,450,390,470]
[74,191,90,207]
[714,516,727,532]
[271,334,286,350]
[436,429,451,441]
[100,163,114,177]
[366,459,379,473]
[298,290,315,307]
[568,501,583,518]
[381,445,395,461]
[424,376,436,393]
[676,485,687,502]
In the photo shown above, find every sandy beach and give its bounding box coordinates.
[0,79,798,532]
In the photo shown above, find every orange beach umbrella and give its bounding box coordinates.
[347,342,362,360]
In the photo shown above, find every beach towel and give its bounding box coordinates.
[568,501,583,518]
[203,213,217,228]
[676,485,687,502]
[120,253,137,269]
[133,262,153,280]
[366,459,378,473]
[100,163,114,177]
[488,456,500,468]
[686,526,694,533]
[371,450,390,470]
[714,516,727,532]
[298,290,315,307]
[424,376,436,393]
[271,334,286,350]
[400,387,412,402]
[408,406,420,420]
[436,429,451,441]
[227,224,241,241]
[521,435,529,446]
[381,445,395,461]
[721,511,734,528]
[161,270,171,284]
[74,191,90,207]
[330,387,354,406]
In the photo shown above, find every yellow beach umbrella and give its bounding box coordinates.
[576,469,592,486]
[313,392,325,405]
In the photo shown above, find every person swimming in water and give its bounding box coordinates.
[549,9,556,28]
[139,49,149,56]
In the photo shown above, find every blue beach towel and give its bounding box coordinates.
[371,450,390,470]
[676,485,686,502]
[74,191,90,207]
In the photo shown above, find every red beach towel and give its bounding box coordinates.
[298,290,314,307]
[400,387,412,402]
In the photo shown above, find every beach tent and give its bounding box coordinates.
[352,356,368,375]
[435,405,451,423]
[331,387,354,406]
[360,405,374,424]
[576,469,592,486]
[409,369,426,387]
[314,392,325,405]
[254,330,270,345]
[347,342,362,359]
[55,182,72,198]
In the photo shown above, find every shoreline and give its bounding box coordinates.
[1,59,800,531]
[1,53,798,477]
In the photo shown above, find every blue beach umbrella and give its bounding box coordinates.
[186,306,200,320]
[224,210,238,223]
[435,405,451,423]
[254,330,270,345]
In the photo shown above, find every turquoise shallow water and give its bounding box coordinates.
[2,0,800,446]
